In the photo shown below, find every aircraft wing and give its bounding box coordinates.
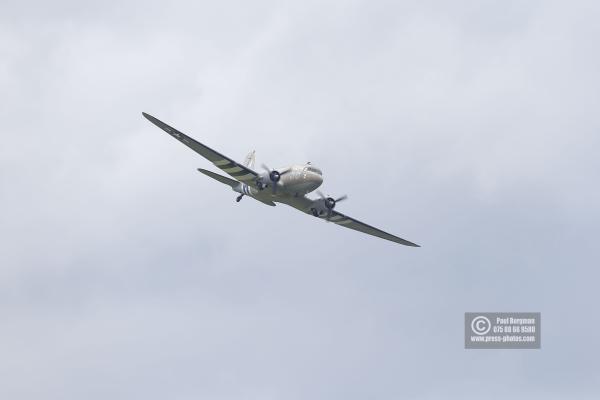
[143,112,260,186]
[320,210,420,247]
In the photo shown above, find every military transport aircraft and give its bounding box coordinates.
[143,112,419,247]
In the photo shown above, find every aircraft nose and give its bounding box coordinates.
[313,172,323,187]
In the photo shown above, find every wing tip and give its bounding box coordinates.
[399,239,420,247]
[142,111,155,121]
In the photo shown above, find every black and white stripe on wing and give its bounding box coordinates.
[327,214,352,224]
[321,210,420,247]
[318,211,352,224]
[142,113,259,184]
[212,159,256,181]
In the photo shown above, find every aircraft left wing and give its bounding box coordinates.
[320,210,420,247]
[143,112,260,186]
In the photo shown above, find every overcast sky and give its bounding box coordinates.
[1,0,599,398]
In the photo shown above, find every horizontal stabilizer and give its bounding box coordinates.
[197,168,276,207]
[197,168,239,188]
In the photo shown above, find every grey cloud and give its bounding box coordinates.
[1,1,599,399]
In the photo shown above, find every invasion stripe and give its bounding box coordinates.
[236,173,255,180]
[335,219,352,225]
[330,215,344,221]
[217,163,236,169]
[229,170,250,177]
[213,159,230,166]
[222,166,243,173]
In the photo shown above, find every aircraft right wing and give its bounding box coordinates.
[318,210,420,247]
[143,112,261,187]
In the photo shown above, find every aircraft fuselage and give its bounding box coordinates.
[279,164,323,195]
[236,164,323,200]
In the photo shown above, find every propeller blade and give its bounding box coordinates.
[261,164,271,173]
[261,164,281,194]
[316,190,326,199]
[335,195,348,202]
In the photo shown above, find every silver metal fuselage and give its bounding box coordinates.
[234,164,322,202]
[278,164,323,195]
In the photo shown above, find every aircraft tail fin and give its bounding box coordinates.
[243,150,256,169]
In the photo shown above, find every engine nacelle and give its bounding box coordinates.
[310,193,347,218]
[256,168,282,192]
[309,197,335,217]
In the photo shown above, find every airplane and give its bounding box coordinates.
[142,112,420,247]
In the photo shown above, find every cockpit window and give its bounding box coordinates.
[306,166,322,175]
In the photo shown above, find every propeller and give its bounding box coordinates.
[317,191,348,219]
[261,164,282,194]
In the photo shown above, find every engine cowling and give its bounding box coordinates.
[311,192,348,218]
[310,198,329,216]
[257,165,282,193]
